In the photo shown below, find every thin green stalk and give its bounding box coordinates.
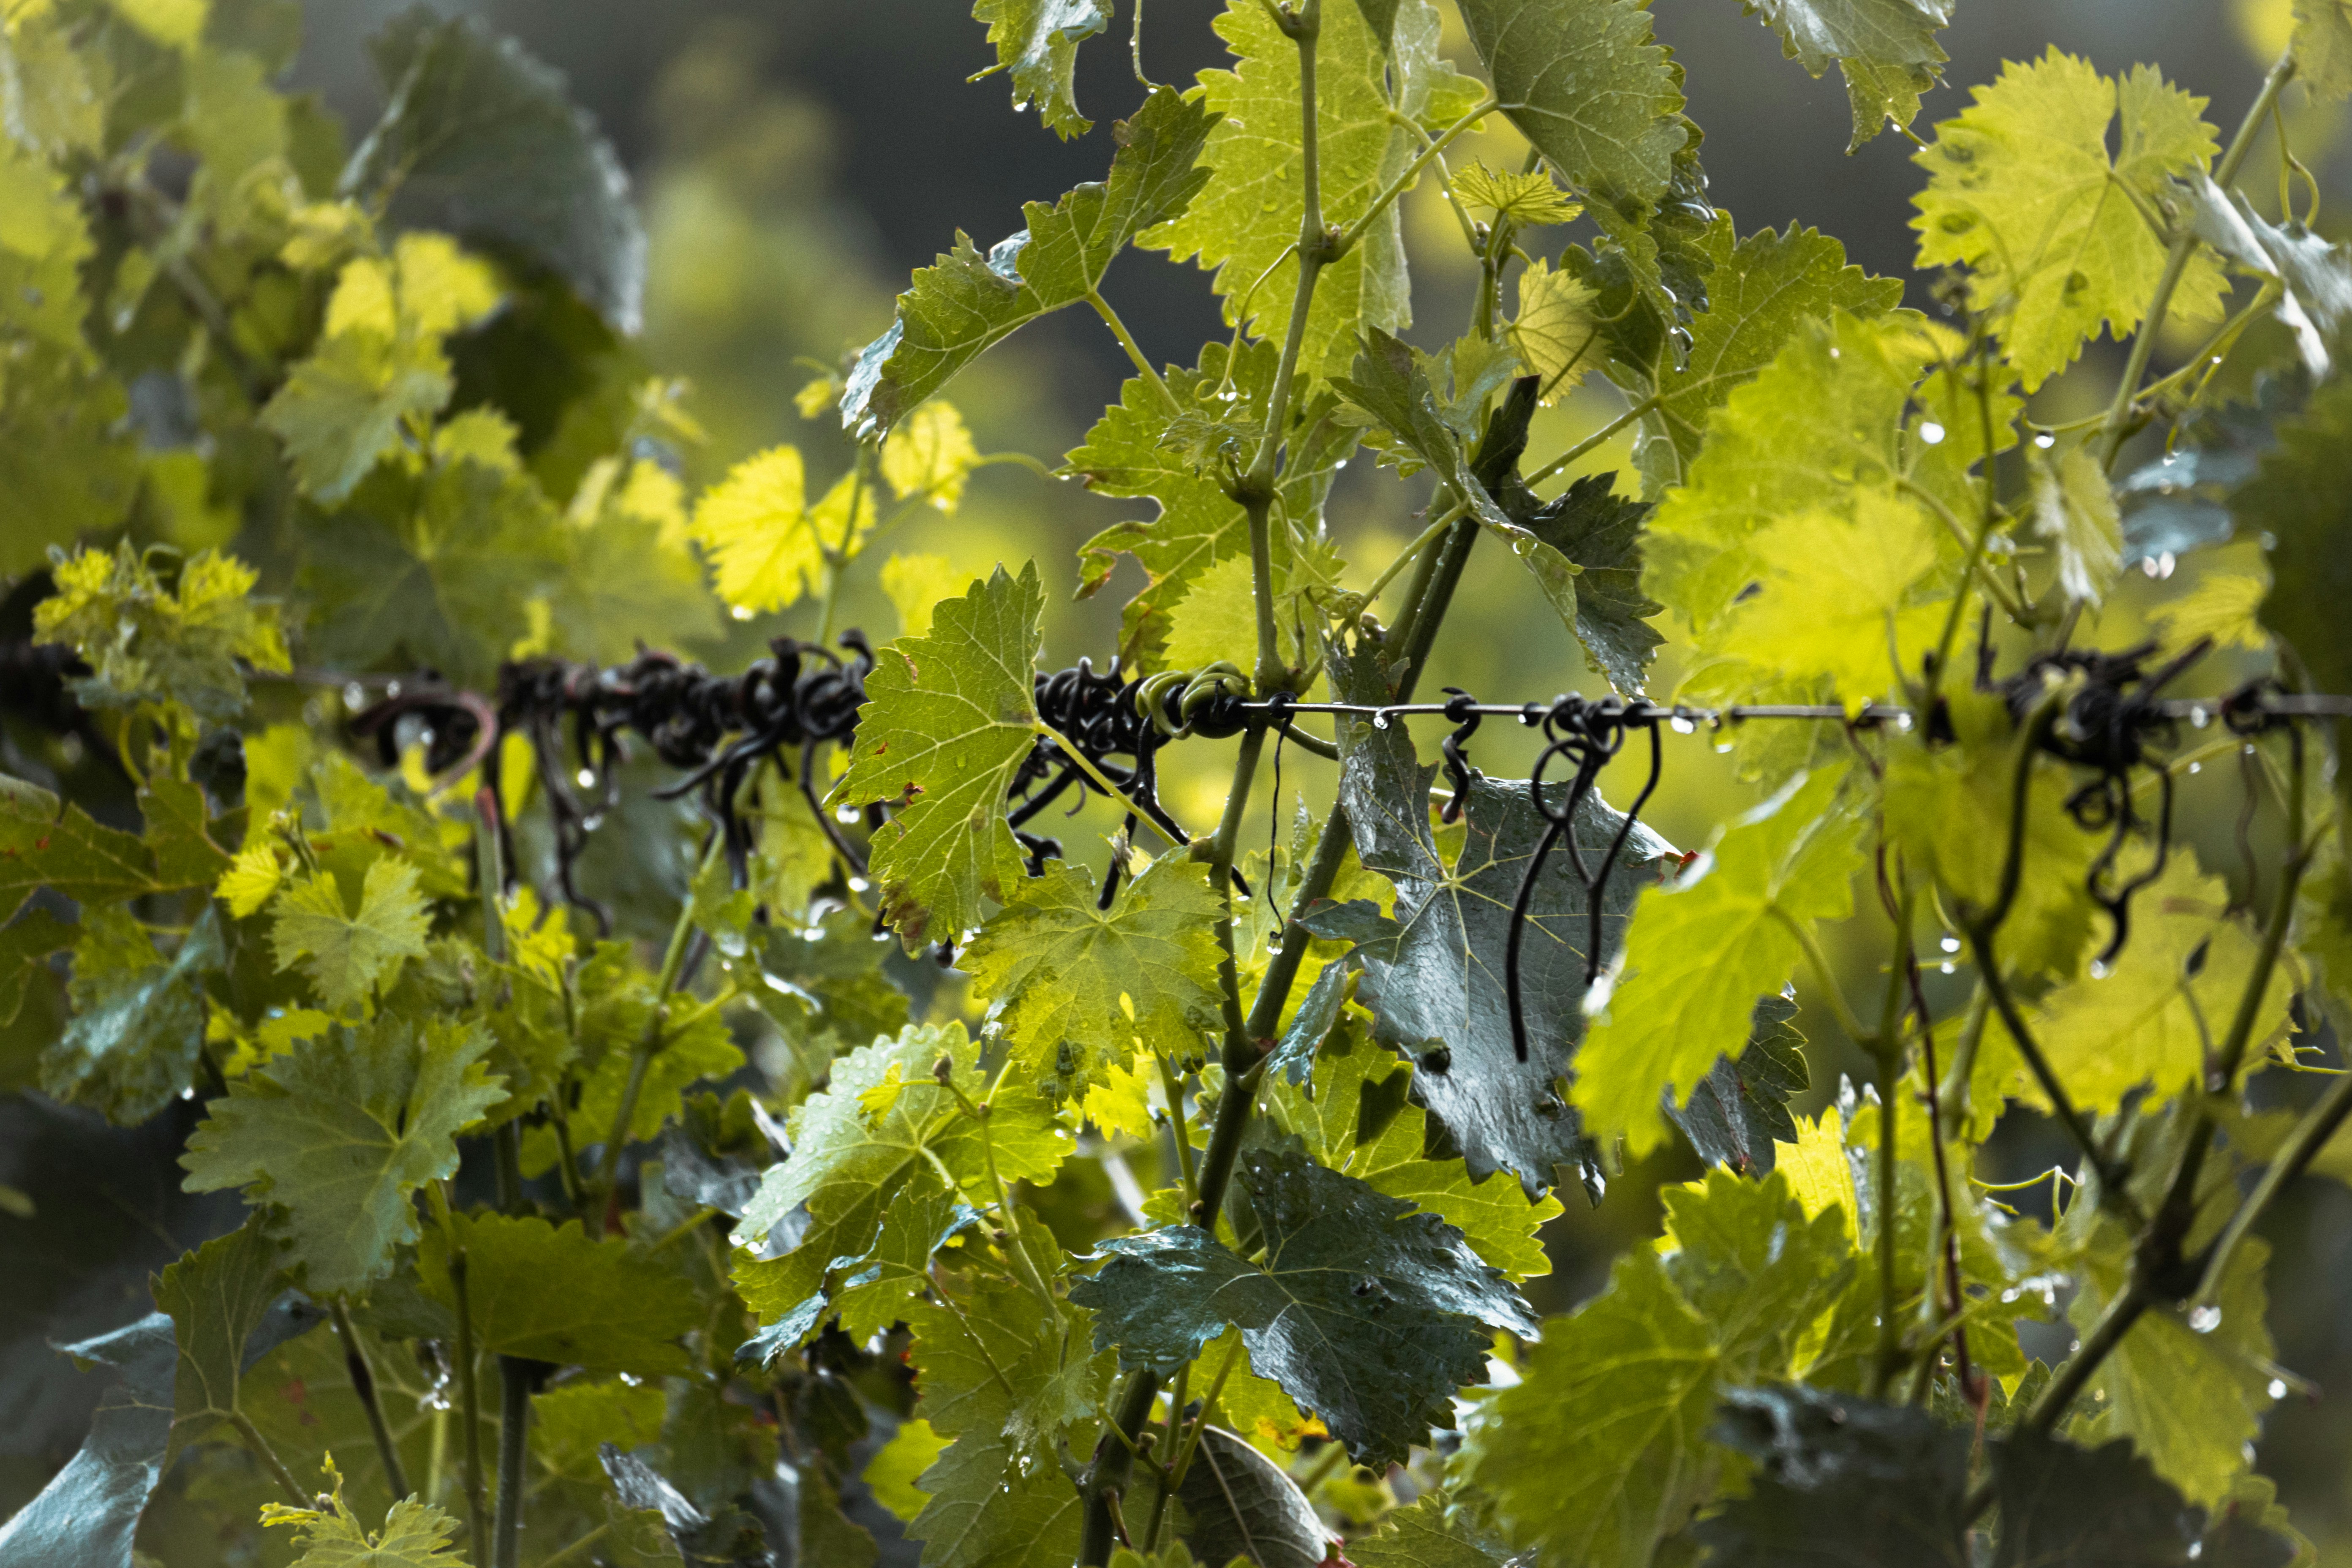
[229,1410,309,1505]
[1523,394,1658,488]
[590,838,719,1234]
[1363,504,1465,609]
[2191,1068,2352,1309]
[1771,906,1874,1050]
[1037,720,1184,845]
[813,447,872,649]
[2095,50,2297,472]
[450,1245,490,1563]
[1089,291,1177,411]
[1243,0,1326,493]
[493,1360,530,1568]
[534,1523,610,1568]
[1866,887,1916,1399]
[332,1298,410,1500]
[1156,1056,1198,1210]
[1331,93,1497,258]
[1899,476,2028,626]
[1971,939,2140,1225]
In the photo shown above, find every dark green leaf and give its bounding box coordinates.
[416,1212,702,1376]
[971,0,1111,139]
[841,87,1217,438]
[0,775,228,923]
[351,9,647,330]
[150,1215,291,1464]
[1164,1426,1335,1568]
[1328,634,1677,1195]
[2237,374,2352,699]
[1732,0,1955,150]
[1070,1148,1537,1465]
[1517,472,1663,693]
[1691,1383,1970,1567]
[43,907,224,1125]
[1348,1495,1511,1568]
[1265,961,1356,1088]
[0,1313,176,1568]
[1992,1429,2296,1568]
[1666,993,1808,1177]
[0,907,73,1027]
[1455,0,1690,215]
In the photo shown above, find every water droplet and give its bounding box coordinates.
[837,806,862,823]
[2189,1304,2223,1333]
[1670,716,1696,735]
[180,1086,196,1100]
[1715,742,1733,754]
[1828,346,1841,359]
[2001,1288,2020,1303]
[2187,761,2202,775]
[386,681,401,698]
[1940,935,1961,953]
[576,768,597,789]
[2090,958,2114,980]
[2157,551,2177,579]
[1939,961,1957,975]
[849,876,871,893]
[2268,1377,2288,1399]
[1372,713,1391,730]
[2034,432,2056,449]
[731,604,755,622]
[2190,706,2211,729]
[618,1371,642,1386]
[343,681,366,712]
[1895,711,1915,732]
[580,814,604,832]
[1919,421,1946,445]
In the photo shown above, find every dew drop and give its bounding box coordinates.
[1714,742,1733,754]
[2156,551,2177,579]
[1372,713,1392,730]
[386,681,402,698]
[2189,1304,2222,1333]
[849,876,871,892]
[1940,935,1962,953]
[2034,432,2056,449]
[576,768,597,789]
[2190,705,2211,729]
[837,805,862,822]
[2268,1377,2289,1399]
[343,681,366,712]
[618,1371,642,1386]
[1939,961,1957,975]
[180,1086,196,1100]
[580,814,604,832]
[2187,761,2201,775]
[731,604,755,622]
[1670,716,1696,735]
[1919,421,1946,445]
[2089,958,2114,980]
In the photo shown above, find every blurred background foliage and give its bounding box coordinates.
[11,0,2351,1558]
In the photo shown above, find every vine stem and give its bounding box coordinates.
[1034,721,1182,846]
[2094,49,2297,473]
[440,1185,490,1563]
[590,836,721,1233]
[332,1299,410,1500]
[1331,93,1497,259]
[1865,883,1915,1399]
[493,1364,530,1568]
[1523,394,1658,488]
[1089,292,1177,412]
[229,1410,309,1506]
[813,446,873,650]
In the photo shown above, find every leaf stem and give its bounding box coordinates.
[1522,394,1659,489]
[1034,721,1183,846]
[332,1298,411,1500]
[1361,501,1467,608]
[492,1358,531,1568]
[1331,94,1498,259]
[1089,291,1178,413]
[1769,905,1873,1051]
[1157,1055,1199,1211]
[814,446,873,650]
[1898,476,2027,626]
[2095,50,2297,472]
[450,1242,490,1562]
[1866,883,1915,1399]
[2191,1068,2352,1310]
[228,1410,309,1506]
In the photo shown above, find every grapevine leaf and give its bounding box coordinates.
[267,857,433,1014]
[0,907,73,1027]
[597,1446,772,1566]
[1455,0,1690,214]
[882,554,975,640]
[0,1314,177,1568]
[1264,961,1356,1089]
[1069,340,1352,667]
[882,401,984,514]
[866,1419,950,1524]
[1990,1429,2298,1568]
[1266,1021,1565,1282]
[180,1015,509,1294]
[961,852,1225,1099]
[547,459,724,661]
[566,940,746,1147]
[1459,162,1584,229]
[414,1213,701,1375]
[2235,376,2352,701]
[2179,174,2352,376]
[1146,0,1449,383]
[1691,1383,1971,1566]
[1331,639,1676,1193]
[1573,768,1863,1160]
[44,907,225,1125]
[841,87,1216,438]
[971,0,1110,139]
[830,564,1045,946]
[0,775,230,922]
[1508,259,1603,404]
[2296,0,2352,99]
[0,343,138,577]
[33,545,291,721]
[1733,0,1956,150]
[1349,1496,1512,1568]
[260,1466,470,1568]
[689,447,866,618]
[2030,436,2125,607]
[1632,219,1905,495]
[151,1214,289,1464]
[350,11,647,331]
[1070,1148,1538,1465]
[0,131,94,356]
[298,448,570,690]
[1912,51,2224,391]
[1516,474,1663,694]
[1166,1427,1337,1568]
[1666,994,1809,1177]
[2029,856,2296,1114]
[902,1277,1092,1568]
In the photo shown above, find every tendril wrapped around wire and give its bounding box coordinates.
[2000,637,2211,969]
[1503,694,1665,1064]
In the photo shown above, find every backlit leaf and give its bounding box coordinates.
[267,857,432,1013]
[35,544,289,722]
[1456,0,1689,213]
[415,1212,701,1376]
[971,0,1110,139]
[44,906,224,1124]
[1733,0,1956,150]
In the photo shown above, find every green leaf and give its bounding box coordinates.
[564,939,747,1149]
[1645,308,1936,639]
[0,1313,178,1568]
[961,852,1224,1100]
[1691,1383,1971,1566]
[261,1460,470,1568]
[351,11,647,331]
[688,446,865,618]
[180,1015,509,1294]
[971,0,1110,139]
[1911,50,2224,391]
[151,1215,288,1464]
[1349,1496,1511,1568]
[415,1212,702,1376]
[2030,435,2125,607]
[33,544,291,721]
[2028,855,2296,1115]
[902,1277,1091,1568]
[2295,0,2352,100]
[0,906,73,1027]
[1147,0,1453,383]
[1666,993,1809,1177]
[0,774,231,923]
[1990,1429,2299,1568]
[1573,767,1862,1160]
[1456,0,1689,215]
[267,857,433,1014]
[1070,339,1353,668]
[44,906,225,1124]
[1266,1020,1564,1282]
[1516,474,1663,694]
[0,129,95,356]
[841,87,1216,438]
[830,564,1045,945]
[865,1418,951,1524]
[1630,218,1905,495]
[1733,0,1955,150]
[1070,1148,1538,1465]
[298,448,570,689]
[1162,1426,1336,1568]
[2236,375,2352,701]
